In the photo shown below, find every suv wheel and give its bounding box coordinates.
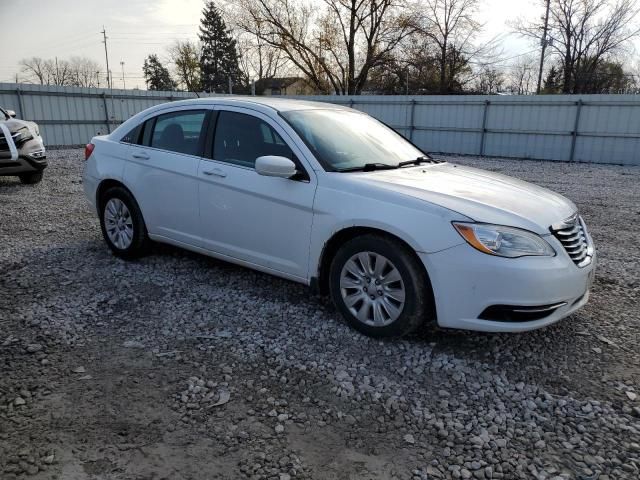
[19,172,43,184]
[99,186,149,259]
[329,234,433,338]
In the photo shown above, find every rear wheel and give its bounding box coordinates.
[329,234,432,338]
[19,171,43,184]
[99,186,150,259]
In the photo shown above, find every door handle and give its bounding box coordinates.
[132,152,150,160]
[202,168,227,178]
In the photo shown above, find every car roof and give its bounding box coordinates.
[109,96,356,141]
[163,96,351,113]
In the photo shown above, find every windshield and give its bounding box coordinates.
[281,109,425,172]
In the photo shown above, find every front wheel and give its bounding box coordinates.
[329,234,433,338]
[19,171,43,184]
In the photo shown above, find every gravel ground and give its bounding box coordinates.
[1,149,639,480]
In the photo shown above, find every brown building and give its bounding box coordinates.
[256,77,314,96]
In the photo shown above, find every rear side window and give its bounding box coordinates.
[149,110,207,156]
[121,124,142,144]
[213,111,295,168]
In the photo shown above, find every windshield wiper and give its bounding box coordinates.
[397,156,439,168]
[338,162,399,172]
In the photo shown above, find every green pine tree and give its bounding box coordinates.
[542,66,562,94]
[142,54,175,91]
[198,1,241,93]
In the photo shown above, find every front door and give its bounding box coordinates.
[197,108,316,281]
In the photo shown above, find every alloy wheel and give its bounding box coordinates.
[104,198,134,250]
[339,251,406,327]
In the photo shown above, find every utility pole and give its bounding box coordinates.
[536,0,551,95]
[120,61,126,90]
[101,26,111,89]
[406,69,409,95]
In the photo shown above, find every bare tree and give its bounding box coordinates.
[413,0,488,93]
[168,41,202,92]
[516,0,640,93]
[236,30,290,86]
[475,65,505,93]
[229,0,414,94]
[50,58,73,86]
[68,57,101,87]
[19,57,79,86]
[508,55,537,94]
[19,57,51,84]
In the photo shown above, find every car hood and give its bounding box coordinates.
[1,118,39,134]
[351,163,577,234]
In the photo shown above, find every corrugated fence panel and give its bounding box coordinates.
[484,100,576,161]
[416,98,485,155]
[1,84,639,165]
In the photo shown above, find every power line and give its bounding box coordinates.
[470,49,540,67]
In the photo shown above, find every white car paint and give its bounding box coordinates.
[83,97,596,332]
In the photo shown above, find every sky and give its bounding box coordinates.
[0,0,633,88]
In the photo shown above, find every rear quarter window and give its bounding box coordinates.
[120,124,142,144]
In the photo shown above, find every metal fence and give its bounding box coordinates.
[1,82,639,165]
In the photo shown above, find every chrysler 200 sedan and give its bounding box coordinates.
[83,98,596,337]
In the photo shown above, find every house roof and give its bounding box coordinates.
[255,77,305,89]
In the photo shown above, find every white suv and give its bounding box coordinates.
[83,98,596,337]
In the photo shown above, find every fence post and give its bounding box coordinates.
[409,99,416,142]
[479,100,490,156]
[15,87,25,118]
[101,92,111,133]
[569,99,583,162]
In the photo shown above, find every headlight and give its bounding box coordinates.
[453,222,555,258]
[12,127,33,144]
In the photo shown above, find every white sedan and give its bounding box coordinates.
[83,97,596,337]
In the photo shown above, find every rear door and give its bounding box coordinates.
[124,107,211,246]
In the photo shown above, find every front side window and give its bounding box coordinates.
[213,111,295,168]
[149,110,206,156]
[281,109,425,171]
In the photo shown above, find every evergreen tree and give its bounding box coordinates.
[198,1,241,93]
[542,66,562,94]
[142,54,175,91]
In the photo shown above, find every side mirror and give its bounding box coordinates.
[6,109,16,118]
[255,155,297,179]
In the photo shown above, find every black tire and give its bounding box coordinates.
[99,186,150,260]
[19,171,43,184]
[329,234,433,338]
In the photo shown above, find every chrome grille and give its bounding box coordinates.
[550,214,593,267]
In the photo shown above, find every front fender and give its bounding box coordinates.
[308,184,467,280]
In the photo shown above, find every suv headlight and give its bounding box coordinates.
[453,222,555,258]
[13,127,33,144]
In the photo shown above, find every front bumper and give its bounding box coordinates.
[419,237,596,332]
[0,124,47,175]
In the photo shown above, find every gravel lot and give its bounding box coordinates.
[1,149,639,480]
